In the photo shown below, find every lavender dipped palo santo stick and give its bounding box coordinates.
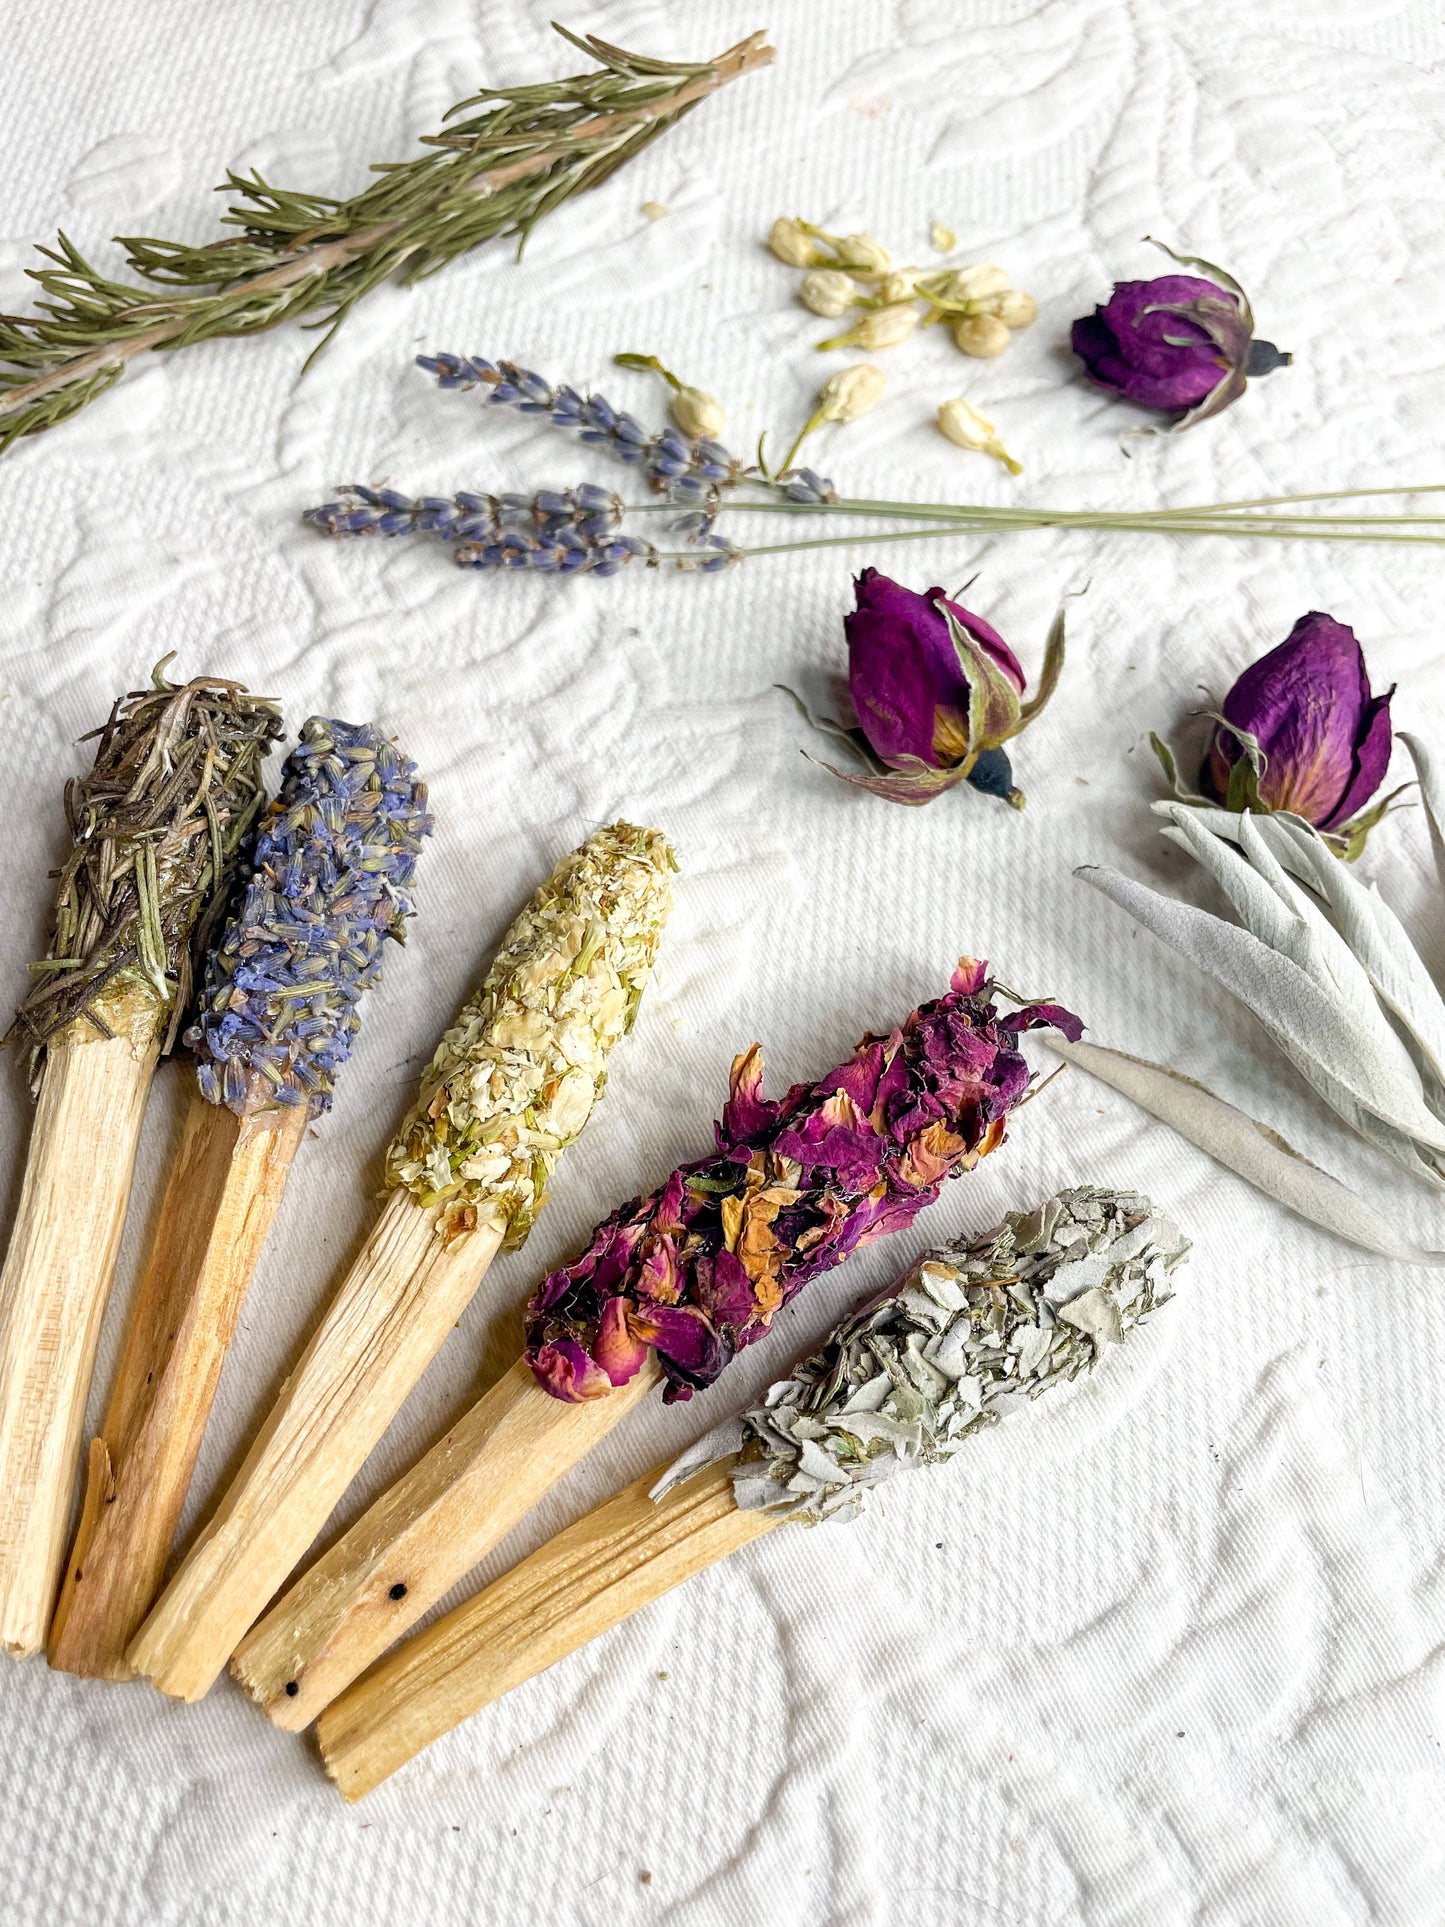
[0,668,280,1659]
[232,961,1080,1729]
[48,720,431,1680]
[318,1186,1188,1799]
[128,822,674,1700]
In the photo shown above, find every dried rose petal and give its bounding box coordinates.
[524,967,1079,1404]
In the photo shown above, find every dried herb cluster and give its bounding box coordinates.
[0,31,773,455]
[10,665,280,1077]
[656,1187,1186,1525]
[525,961,1082,1405]
[386,822,675,1247]
[187,718,431,1118]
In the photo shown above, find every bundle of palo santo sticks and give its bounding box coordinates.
[1,663,1160,1814]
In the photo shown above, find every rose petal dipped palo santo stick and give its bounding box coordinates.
[128,822,675,1699]
[0,667,280,1659]
[48,719,431,1679]
[233,960,1081,1728]
[318,1186,1189,1800]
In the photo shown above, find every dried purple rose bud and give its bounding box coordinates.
[524,960,1082,1405]
[1204,612,1395,831]
[1071,242,1290,431]
[808,567,1064,808]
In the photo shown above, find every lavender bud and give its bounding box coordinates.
[187,720,432,1118]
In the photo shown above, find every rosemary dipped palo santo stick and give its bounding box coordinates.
[318,1187,1189,1798]
[48,720,431,1679]
[234,962,1081,1728]
[129,822,674,1700]
[0,29,773,455]
[0,669,279,1659]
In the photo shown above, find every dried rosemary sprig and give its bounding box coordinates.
[10,663,281,1077]
[0,29,773,455]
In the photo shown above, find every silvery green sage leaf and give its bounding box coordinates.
[1161,804,1445,1092]
[1050,1039,1445,1266]
[1078,862,1445,1153]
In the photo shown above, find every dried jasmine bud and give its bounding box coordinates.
[799,268,858,318]
[937,396,1022,474]
[386,822,675,1247]
[818,303,917,353]
[952,313,1011,358]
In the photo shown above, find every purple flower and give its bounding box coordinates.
[1071,246,1290,431]
[1203,613,1395,836]
[523,965,1082,1405]
[810,568,1065,809]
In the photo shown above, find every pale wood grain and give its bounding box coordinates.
[0,1024,160,1658]
[233,1353,662,1728]
[48,1092,308,1678]
[317,1457,776,1800]
[126,1188,502,1699]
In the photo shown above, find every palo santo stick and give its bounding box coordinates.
[320,1457,773,1798]
[237,962,1080,1724]
[318,1188,1190,1799]
[129,822,676,1698]
[47,1097,306,1674]
[234,1352,660,1727]
[49,718,431,1679]
[0,669,278,1658]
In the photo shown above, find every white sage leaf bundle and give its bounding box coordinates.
[1081,804,1445,1187]
[656,1185,1189,1522]
[1048,1040,1445,1266]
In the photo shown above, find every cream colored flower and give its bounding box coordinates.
[877,269,919,303]
[769,216,820,267]
[952,313,1011,358]
[930,221,957,252]
[947,262,1011,304]
[820,363,887,422]
[820,303,916,352]
[994,288,1038,329]
[835,231,890,274]
[937,396,1022,474]
[668,385,726,441]
[799,268,857,317]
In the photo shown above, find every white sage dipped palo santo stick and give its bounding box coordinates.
[317,1186,1189,1799]
[48,720,431,1679]
[234,965,1078,1727]
[126,822,674,1700]
[0,669,279,1660]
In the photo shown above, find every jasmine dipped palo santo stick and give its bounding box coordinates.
[0,668,280,1659]
[48,719,431,1679]
[129,822,674,1699]
[234,961,1081,1728]
[318,1186,1188,1798]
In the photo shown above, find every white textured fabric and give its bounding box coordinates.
[3,4,1445,1923]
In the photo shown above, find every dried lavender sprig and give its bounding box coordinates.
[452,527,739,575]
[420,351,842,509]
[303,484,623,544]
[187,718,432,1118]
